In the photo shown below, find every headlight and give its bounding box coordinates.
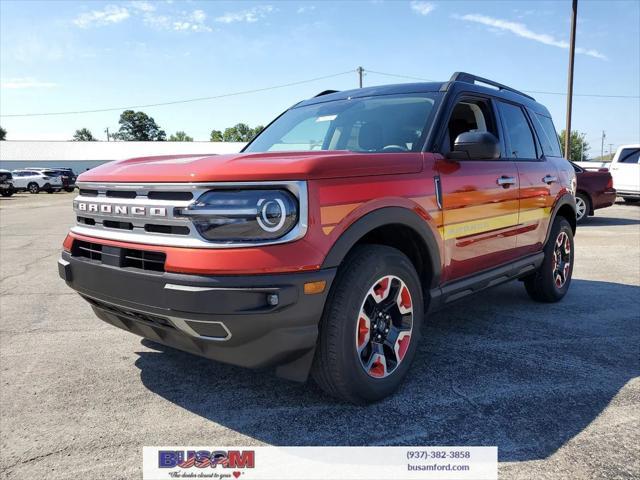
[177,189,298,242]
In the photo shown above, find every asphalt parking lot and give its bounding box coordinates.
[0,192,638,479]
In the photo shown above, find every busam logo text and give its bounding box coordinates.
[159,450,255,469]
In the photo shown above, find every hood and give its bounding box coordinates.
[78,151,423,183]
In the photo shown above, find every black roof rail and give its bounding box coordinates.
[449,72,535,101]
[314,90,339,98]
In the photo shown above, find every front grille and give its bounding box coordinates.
[72,240,166,272]
[71,180,306,248]
[123,249,166,272]
[144,224,190,235]
[106,190,136,199]
[103,220,134,230]
[72,240,102,261]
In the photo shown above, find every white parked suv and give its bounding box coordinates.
[609,144,640,203]
[11,170,63,194]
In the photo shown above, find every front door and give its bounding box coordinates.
[437,96,521,282]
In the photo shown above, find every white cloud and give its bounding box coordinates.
[215,5,274,24]
[410,1,435,16]
[1,78,59,89]
[297,6,316,14]
[130,1,155,13]
[73,5,130,28]
[172,10,212,32]
[455,13,607,60]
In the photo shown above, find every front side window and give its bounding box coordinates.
[244,93,440,153]
[443,97,499,154]
[618,148,640,164]
[498,102,537,159]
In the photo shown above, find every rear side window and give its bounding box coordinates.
[533,114,562,157]
[498,102,537,159]
[617,148,640,164]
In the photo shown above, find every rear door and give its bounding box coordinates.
[497,102,559,256]
[436,95,520,282]
[610,147,640,193]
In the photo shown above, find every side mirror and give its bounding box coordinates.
[446,131,500,160]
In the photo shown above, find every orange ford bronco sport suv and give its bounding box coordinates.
[60,72,576,403]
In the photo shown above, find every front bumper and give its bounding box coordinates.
[59,251,336,381]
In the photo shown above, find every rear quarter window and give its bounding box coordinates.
[532,113,562,157]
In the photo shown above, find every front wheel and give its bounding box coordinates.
[524,217,574,302]
[27,182,40,194]
[623,197,639,204]
[1,189,13,197]
[312,245,423,404]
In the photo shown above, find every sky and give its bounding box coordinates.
[1,0,638,157]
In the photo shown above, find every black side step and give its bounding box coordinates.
[428,253,544,312]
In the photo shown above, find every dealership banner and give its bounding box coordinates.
[143,446,497,480]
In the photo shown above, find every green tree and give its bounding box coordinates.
[115,110,166,141]
[169,131,193,142]
[220,123,264,142]
[72,128,96,141]
[559,130,589,161]
[251,125,264,138]
[0,126,6,141]
[222,123,253,142]
[210,129,223,142]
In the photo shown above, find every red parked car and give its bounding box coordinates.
[572,162,616,223]
[59,72,577,403]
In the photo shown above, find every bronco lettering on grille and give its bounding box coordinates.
[76,202,167,217]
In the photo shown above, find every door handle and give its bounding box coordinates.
[497,176,516,187]
[543,175,558,184]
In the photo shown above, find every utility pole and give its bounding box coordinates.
[564,0,578,160]
[601,130,606,159]
[357,66,364,88]
[105,127,110,142]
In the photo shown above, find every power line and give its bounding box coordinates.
[0,70,354,118]
[365,69,640,99]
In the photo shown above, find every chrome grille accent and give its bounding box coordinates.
[71,181,308,248]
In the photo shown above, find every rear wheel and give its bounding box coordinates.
[623,197,639,204]
[312,245,423,404]
[524,217,574,302]
[1,188,13,197]
[575,192,590,223]
[27,182,40,194]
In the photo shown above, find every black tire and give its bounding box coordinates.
[64,187,75,193]
[27,182,40,194]
[575,192,590,224]
[623,197,639,204]
[312,245,423,404]
[524,217,574,303]
[1,189,13,197]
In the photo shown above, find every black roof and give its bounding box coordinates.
[297,72,549,115]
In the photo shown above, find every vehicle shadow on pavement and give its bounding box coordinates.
[579,216,640,227]
[135,279,640,462]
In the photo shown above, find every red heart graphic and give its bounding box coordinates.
[232,472,241,479]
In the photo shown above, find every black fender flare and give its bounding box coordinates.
[321,207,442,288]
[545,193,577,245]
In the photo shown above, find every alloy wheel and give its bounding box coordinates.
[355,275,413,379]
[575,196,587,221]
[552,231,571,288]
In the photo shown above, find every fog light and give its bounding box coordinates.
[266,293,279,306]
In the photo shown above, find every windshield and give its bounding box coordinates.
[244,93,440,154]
